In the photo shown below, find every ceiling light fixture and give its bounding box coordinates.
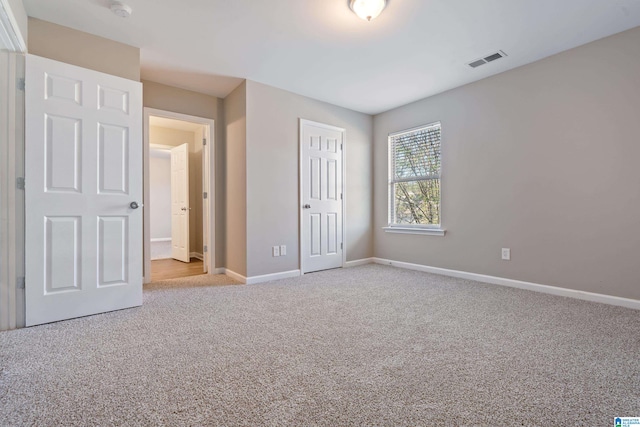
[350,0,387,21]
[110,1,132,18]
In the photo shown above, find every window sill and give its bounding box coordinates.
[383,227,446,236]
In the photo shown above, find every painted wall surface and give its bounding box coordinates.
[143,79,225,267]
[149,151,171,240]
[223,82,247,276]
[373,26,640,300]
[6,0,27,45]
[149,125,204,255]
[149,126,193,148]
[28,18,139,81]
[190,127,204,255]
[245,80,373,277]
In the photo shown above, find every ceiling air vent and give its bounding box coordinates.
[468,50,507,68]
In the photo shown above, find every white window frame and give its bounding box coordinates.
[384,122,445,236]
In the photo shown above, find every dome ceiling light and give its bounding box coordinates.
[349,0,387,21]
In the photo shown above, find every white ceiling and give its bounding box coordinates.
[24,0,640,114]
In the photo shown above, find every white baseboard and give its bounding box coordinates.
[344,258,374,268]
[223,269,246,284]
[372,258,640,310]
[190,252,204,261]
[218,268,302,285]
[150,237,171,243]
[246,270,301,285]
[212,267,226,275]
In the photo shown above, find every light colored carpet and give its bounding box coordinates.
[150,240,172,260]
[1,264,639,426]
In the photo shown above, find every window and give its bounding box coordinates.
[388,122,442,231]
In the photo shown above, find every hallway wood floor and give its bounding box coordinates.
[151,258,205,281]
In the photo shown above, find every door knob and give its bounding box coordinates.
[303,204,311,209]
[130,201,140,209]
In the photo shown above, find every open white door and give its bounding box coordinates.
[171,143,190,262]
[300,119,344,273]
[25,55,143,326]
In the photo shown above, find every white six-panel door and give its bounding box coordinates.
[25,55,143,326]
[300,119,344,273]
[170,143,190,263]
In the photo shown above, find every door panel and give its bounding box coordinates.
[171,143,190,262]
[25,55,143,326]
[45,114,81,192]
[301,120,344,273]
[45,216,81,292]
[98,124,128,194]
[98,216,128,286]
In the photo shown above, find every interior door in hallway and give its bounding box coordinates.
[171,143,190,262]
[300,119,344,273]
[25,55,143,326]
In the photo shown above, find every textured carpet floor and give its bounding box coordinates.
[1,264,639,426]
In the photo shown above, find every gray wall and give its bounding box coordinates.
[224,81,247,276]
[149,151,171,239]
[373,26,640,300]
[245,80,373,277]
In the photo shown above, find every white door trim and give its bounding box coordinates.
[298,118,346,275]
[0,0,26,52]
[143,108,215,283]
[0,0,26,332]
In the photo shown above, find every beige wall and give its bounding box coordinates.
[143,80,219,119]
[7,0,27,45]
[149,125,204,255]
[245,81,373,277]
[149,126,193,147]
[191,127,204,255]
[373,26,640,300]
[28,18,139,81]
[224,82,247,276]
[143,79,225,267]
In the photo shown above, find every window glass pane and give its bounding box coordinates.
[392,126,441,180]
[393,179,440,225]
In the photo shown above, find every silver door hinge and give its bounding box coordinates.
[203,192,208,199]
[340,243,343,250]
[204,245,208,253]
[340,144,343,150]
[17,277,25,289]
[203,138,207,146]
[16,177,25,190]
[340,193,343,200]
[17,78,25,91]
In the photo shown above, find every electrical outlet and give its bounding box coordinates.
[272,246,280,257]
[280,245,286,256]
[501,248,511,261]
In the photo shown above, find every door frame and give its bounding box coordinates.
[298,118,346,275]
[0,0,26,330]
[143,108,215,283]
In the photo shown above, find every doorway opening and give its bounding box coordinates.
[143,108,215,283]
